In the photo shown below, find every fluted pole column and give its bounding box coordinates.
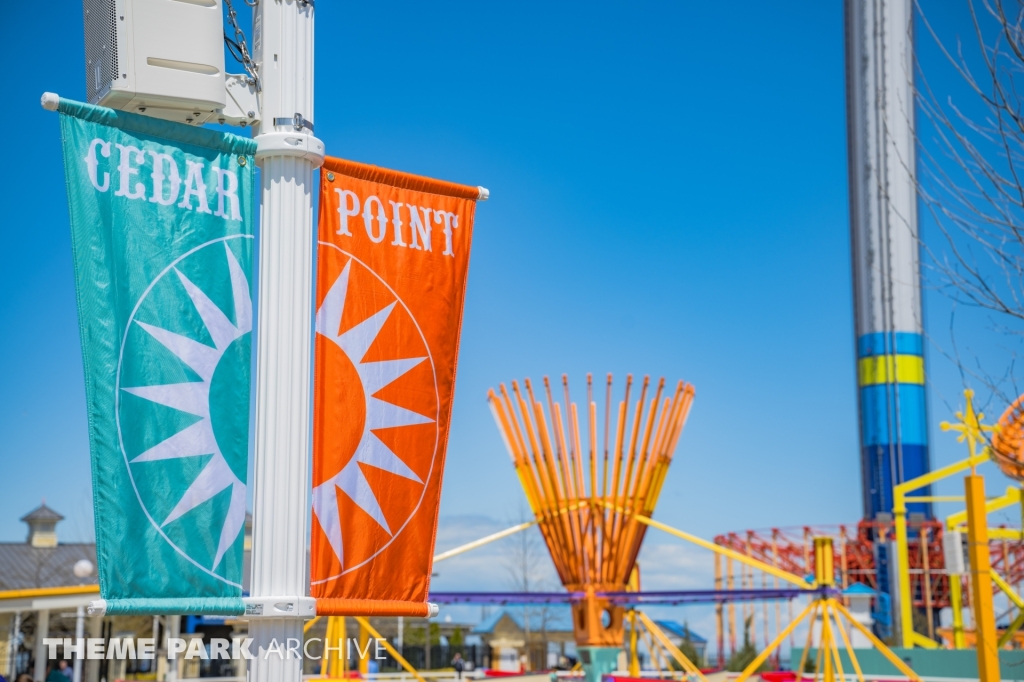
[248,1,324,681]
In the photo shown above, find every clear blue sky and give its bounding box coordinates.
[0,0,1010,601]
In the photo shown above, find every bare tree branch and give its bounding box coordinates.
[915,0,1024,401]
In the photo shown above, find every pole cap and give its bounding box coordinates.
[87,599,107,617]
[41,92,60,111]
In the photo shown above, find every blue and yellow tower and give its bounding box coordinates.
[843,0,933,630]
[847,0,929,631]
[856,332,930,519]
[846,0,931,524]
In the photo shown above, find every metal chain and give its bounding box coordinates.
[224,0,261,92]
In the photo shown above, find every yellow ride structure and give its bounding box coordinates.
[890,389,1024,682]
[734,537,920,682]
[484,372,930,682]
[488,373,694,682]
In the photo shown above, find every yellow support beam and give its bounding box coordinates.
[827,600,865,682]
[735,600,817,682]
[638,621,667,676]
[992,570,1024,609]
[949,576,967,649]
[358,618,370,676]
[793,601,820,682]
[321,616,336,678]
[832,600,921,681]
[988,528,1024,541]
[909,632,938,650]
[893,448,991,648]
[303,615,322,634]
[620,508,813,590]
[993,570,1024,648]
[341,616,349,679]
[938,486,1024,655]
[636,611,707,682]
[895,450,990,497]
[628,610,640,678]
[945,486,1021,529]
[821,599,834,682]
[945,526,1024,540]
[966,475,1001,682]
[829,614,848,682]
[1000,610,1024,649]
[432,520,536,563]
[353,616,426,682]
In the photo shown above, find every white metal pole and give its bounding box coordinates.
[248,1,324,681]
[164,615,180,682]
[85,615,101,682]
[8,611,20,680]
[148,616,159,682]
[33,609,49,682]
[73,606,84,682]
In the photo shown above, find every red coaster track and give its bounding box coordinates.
[715,521,1024,610]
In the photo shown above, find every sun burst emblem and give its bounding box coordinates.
[116,237,253,584]
[312,245,439,580]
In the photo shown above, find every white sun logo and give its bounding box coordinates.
[116,238,252,578]
[312,255,436,568]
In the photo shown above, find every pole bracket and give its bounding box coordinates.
[242,596,317,619]
[273,112,314,133]
[255,132,325,167]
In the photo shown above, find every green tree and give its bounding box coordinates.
[725,617,765,673]
[678,621,703,669]
[404,624,426,646]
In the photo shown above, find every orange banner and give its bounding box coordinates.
[311,157,483,616]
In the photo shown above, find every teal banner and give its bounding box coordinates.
[58,98,257,614]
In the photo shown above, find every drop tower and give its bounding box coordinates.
[845,0,932,628]
[846,0,931,523]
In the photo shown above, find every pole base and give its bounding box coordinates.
[578,646,620,682]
